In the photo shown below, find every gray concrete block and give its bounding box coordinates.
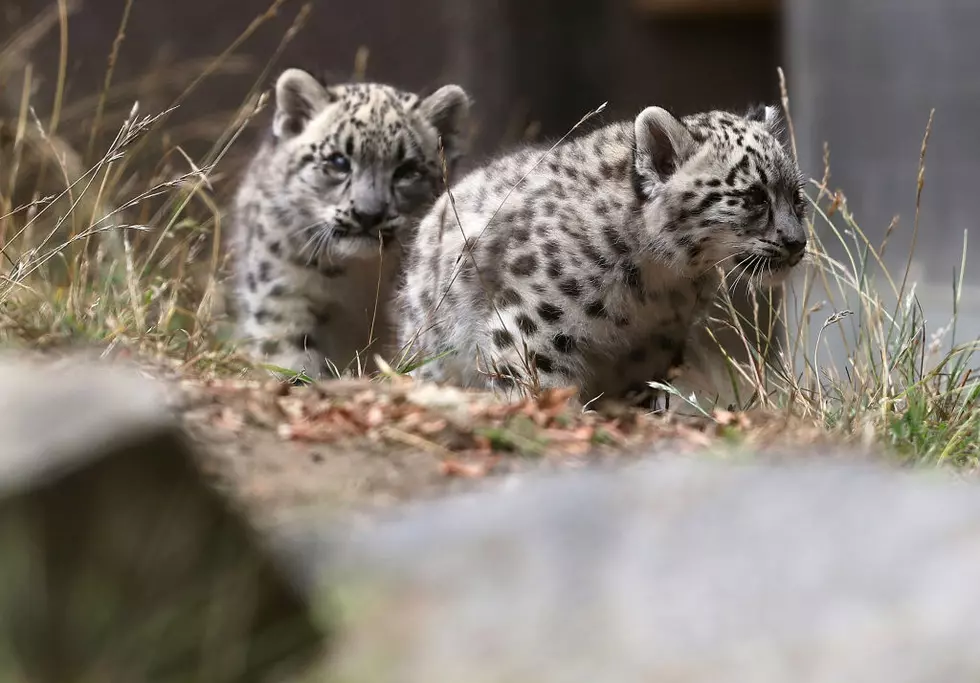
[279,454,980,682]
[0,357,324,683]
[786,0,980,278]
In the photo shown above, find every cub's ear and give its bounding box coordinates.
[417,85,471,165]
[633,106,696,185]
[745,103,781,130]
[745,103,790,148]
[273,68,332,139]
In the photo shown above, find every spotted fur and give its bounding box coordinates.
[398,104,807,407]
[232,68,470,377]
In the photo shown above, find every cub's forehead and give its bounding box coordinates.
[685,110,801,190]
[684,111,778,156]
[300,83,430,161]
[329,83,420,113]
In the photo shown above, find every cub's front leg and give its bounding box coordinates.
[239,283,327,380]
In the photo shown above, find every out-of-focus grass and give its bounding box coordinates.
[0,0,316,378]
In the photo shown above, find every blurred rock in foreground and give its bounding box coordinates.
[279,452,980,683]
[0,356,323,683]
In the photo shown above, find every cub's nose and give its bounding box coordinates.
[352,209,386,231]
[782,234,807,257]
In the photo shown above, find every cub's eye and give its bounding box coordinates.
[793,188,808,217]
[324,152,351,174]
[745,185,770,209]
[393,159,423,182]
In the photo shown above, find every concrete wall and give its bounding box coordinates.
[786,0,980,282]
[3,0,782,182]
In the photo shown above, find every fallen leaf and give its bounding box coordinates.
[277,396,308,422]
[416,418,448,435]
[675,423,714,448]
[363,404,386,427]
[536,386,577,414]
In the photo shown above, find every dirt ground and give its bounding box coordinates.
[118,353,865,526]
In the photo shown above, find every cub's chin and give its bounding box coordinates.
[754,252,807,287]
[328,234,386,260]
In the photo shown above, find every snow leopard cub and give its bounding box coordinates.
[398,104,807,407]
[232,67,470,378]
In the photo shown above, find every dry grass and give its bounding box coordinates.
[1,4,978,471]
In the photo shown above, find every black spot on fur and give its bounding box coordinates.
[537,302,564,323]
[498,287,523,307]
[559,278,582,299]
[584,300,608,319]
[516,314,539,335]
[510,254,538,277]
[726,156,750,185]
[533,353,555,374]
[622,261,643,295]
[492,328,514,349]
[581,243,611,270]
[547,260,564,278]
[260,340,280,355]
[258,261,273,282]
[254,308,278,324]
[552,333,576,354]
[603,225,629,255]
[693,192,722,214]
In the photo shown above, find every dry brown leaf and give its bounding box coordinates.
[363,404,386,427]
[416,418,448,435]
[536,386,577,413]
[712,409,751,430]
[276,396,307,422]
[278,415,361,442]
[675,423,714,448]
[712,409,736,425]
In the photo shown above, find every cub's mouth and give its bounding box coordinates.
[338,231,397,248]
[732,251,806,285]
[765,251,805,271]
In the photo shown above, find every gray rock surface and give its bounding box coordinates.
[0,356,323,683]
[278,454,980,682]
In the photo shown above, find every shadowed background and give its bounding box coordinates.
[3,0,979,366]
